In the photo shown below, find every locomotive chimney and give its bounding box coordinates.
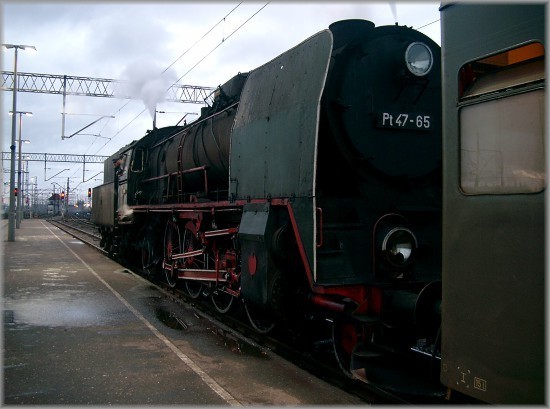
[329,19,375,49]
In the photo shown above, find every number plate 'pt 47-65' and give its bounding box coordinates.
[377,112,431,130]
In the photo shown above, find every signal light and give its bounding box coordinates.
[88,188,92,198]
[61,191,65,200]
[14,187,18,196]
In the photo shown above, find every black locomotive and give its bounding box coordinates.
[92,19,442,396]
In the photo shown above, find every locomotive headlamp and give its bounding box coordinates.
[405,42,433,76]
[382,227,418,267]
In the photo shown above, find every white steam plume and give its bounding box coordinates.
[119,60,178,118]
[389,2,398,23]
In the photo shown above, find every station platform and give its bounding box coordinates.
[2,219,364,405]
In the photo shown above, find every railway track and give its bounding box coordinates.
[48,216,444,405]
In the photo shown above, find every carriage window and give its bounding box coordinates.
[459,42,545,194]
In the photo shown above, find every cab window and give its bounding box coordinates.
[131,148,145,173]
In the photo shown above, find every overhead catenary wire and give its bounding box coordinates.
[88,2,249,155]
[101,2,250,140]
[90,1,270,157]
[415,18,440,31]
[82,2,245,158]
[173,2,270,85]
[163,2,243,74]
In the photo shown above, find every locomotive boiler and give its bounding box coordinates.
[92,19,442,395]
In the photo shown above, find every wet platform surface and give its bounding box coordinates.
[2,219,364,405]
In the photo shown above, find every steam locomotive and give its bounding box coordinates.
[92,19,443,396]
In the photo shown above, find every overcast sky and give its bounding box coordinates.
[1,1,441,202]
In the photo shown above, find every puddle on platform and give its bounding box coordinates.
[151,296,268,358]
[155,307,188,330]
[209,327,270,359]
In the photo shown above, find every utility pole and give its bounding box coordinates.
[2,44,36,241]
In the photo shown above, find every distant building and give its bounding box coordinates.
[48,193,61,216]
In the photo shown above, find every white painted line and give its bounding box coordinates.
[42,221,242,406]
